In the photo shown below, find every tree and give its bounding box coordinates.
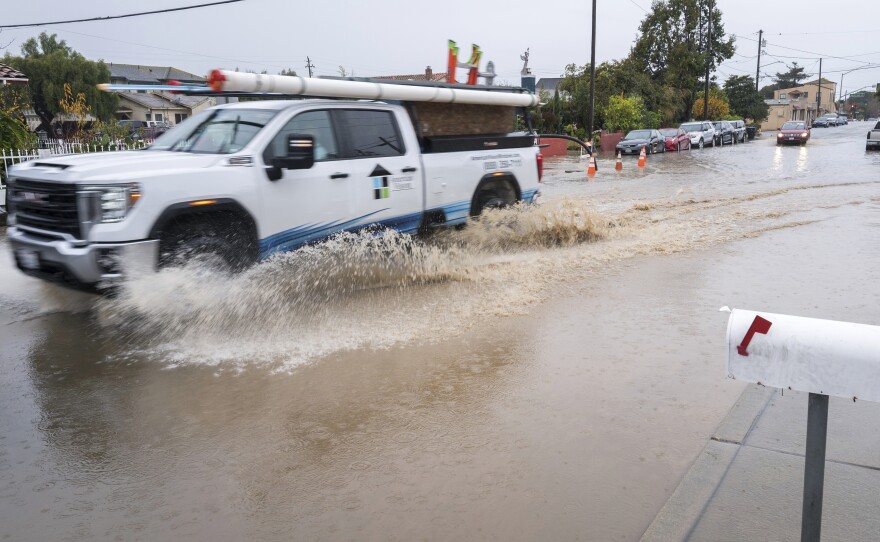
[603,95,646,133]
[2,33,117,131]
[558,59,660,131]
[724,75,769,122]
[772,62,808,89]
[279,68,297,77]
[692,88,729,119]
[630,0,735,123]
[758,83,779,99]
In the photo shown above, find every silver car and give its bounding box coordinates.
[680,121,716,149]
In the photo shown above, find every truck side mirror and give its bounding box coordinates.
[272,134,315,170]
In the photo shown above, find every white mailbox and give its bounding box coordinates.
[726,308,880,402]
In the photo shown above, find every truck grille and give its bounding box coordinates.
[9,178,81,238]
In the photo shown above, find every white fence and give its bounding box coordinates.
[1,139,151,187]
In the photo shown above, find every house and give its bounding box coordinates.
[0,63,28,86]
[114,91,215,125]
[372,66,447,82]
[108,63,205,89]
[760,78,838,131]
[536,77,563,94]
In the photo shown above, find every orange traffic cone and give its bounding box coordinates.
[587,154,596,176]
[615,151,623,171]
[637,146,647,168]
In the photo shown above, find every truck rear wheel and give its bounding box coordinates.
[158,214,257,272]
[471,178,519,218]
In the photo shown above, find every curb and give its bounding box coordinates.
[639,385,775,541]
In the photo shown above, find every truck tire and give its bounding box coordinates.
[471,178,518,218]
[158,214,257,272]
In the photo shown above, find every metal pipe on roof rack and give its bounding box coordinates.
[207,69,540,107]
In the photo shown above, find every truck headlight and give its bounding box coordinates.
[81,183,141,223]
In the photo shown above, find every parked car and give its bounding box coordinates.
[680,121,716,149]
[822,113,839,127]
[729,119,747,143]
[615,129,665,154]
[118,120,168,140]
[712,121,737,145]
[812,117,831,128]
[659,127,691,151]
[836,115,848,126]
[776,121,810,145]
[867,120,880,151]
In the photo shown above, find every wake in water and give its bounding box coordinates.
[95,199,613,369]
[66,180,865,370]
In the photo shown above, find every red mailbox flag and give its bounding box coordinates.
[737,315,773,356]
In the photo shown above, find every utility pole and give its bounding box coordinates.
[703,0,712,120]
[755,29,763,91]
[587,0,597,142]
[816,58,822,117]
[305,56,315,78]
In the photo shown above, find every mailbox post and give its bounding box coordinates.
[725,309,880,542]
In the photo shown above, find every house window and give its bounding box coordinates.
[780,93,787,99]
[155,113,164,122]
[802,92,808,99]
[175,113,188,124]
[145,113,151,121]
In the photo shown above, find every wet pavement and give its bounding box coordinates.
[1,123,879,540]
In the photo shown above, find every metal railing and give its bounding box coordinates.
[1,139,151,187]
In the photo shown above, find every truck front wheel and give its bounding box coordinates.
[158,214,257,272]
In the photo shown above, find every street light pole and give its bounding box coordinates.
[587,0,597,143]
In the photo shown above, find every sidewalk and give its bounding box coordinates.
[641,384,880,542]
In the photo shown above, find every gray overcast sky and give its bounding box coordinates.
[3,0,879,95]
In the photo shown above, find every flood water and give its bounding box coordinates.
[1,124,880,540]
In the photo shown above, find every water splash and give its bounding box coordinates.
[97,199,612,370]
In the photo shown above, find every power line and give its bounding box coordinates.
[0,0,243,29]
[733,34,878,66]
[626,0,648,13]
[55,28,291,71]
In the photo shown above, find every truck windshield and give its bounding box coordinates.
[149,108,278,154]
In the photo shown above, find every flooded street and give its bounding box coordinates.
[2,124,880,540]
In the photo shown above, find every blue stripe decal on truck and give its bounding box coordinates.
[259,209,425,259]
[258,191,536,259]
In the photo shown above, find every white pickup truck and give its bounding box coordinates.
[6,98,542,291]
[867,120,880,151]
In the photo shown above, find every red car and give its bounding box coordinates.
[660,127,691,151]
[776,121,810,145]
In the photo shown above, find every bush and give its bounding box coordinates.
[643,110,663,129]
[603,95,645,133]
[692,88,730,120]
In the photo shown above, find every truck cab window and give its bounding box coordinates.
[270,110,338,161]
[341,110,404,157]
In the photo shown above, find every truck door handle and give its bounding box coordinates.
[401,167,417,173]
[330,173,349,179]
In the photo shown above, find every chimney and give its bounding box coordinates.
[425,66,433,80]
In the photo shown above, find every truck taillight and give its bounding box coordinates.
[537,153,543,183]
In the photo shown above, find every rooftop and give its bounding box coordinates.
[536,77,563,93]
[0,62,27,80]
[372,66,447,83]
[108,63,205,84]
[116,91,213,109]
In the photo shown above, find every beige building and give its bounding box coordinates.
[761,79,838,131]
[115,92,215,125]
